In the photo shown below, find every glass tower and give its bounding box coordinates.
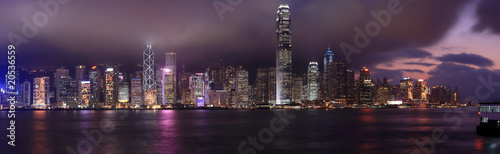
[276,4,292,104]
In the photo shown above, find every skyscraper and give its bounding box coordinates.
[54,68,69,106]
[323,46,334,99]
[162,68,176,105]
[268,67,277,104]
[292,75,304,102]
[75,65,87,82]
[58,76,78,108]
[255,67,269,104]
[19,81,30,107]
[430,86,451,105]
[131,71,143,107]
[276,4,292,105]
[358,67,374,105]
[89,66,102,104]
[400,78,414,100]
[236,66,249,106]
[178,65,192,105]
[190,73,205,107]
[143,43,156,106]
[164,52,177,105]
[105,68,116,106]
[308,62,320,101]
[414,79,428,100]
[80,81,91,108]
[118,81,130,107]
[360,67,370,81]
[33,77,50,109]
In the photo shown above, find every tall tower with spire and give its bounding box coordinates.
[323,45,335,99]
[143,43,156,106]
[276,4,292,104]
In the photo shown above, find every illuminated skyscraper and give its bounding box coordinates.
[118,82,130,106]
[236,66,249,106]
[400,78,414,100]
[105,68,116,106]
[143,43,156,106]
[292,75,304,102]
[358,67,374,104]
[414,79,428,100]
[131,71,143,106]
[323,46,334,99]
[178,65,192,105]
[162,67,176,105]
[360,67,370,81]
[80,81,91,108]
[308,62,320,101]
[255,68,269,104]
[276,4,292,105]
[54,68,69,106]
[452,87,460,105]
[89,66,102,104]
[33,77,50,109]
[331,61,354,99]
[190,73,205,107]
[268,67,277,104]
[58,76,78,108]
[19,81,30,107]
[164,52,177,105]
[75,65,87,105]
[359,80,375,105]
[156,69,163,105]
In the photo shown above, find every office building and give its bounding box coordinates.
[276,4,292,104]
[308,62,320,101]
[143,43,156,106]
[33,77,50,109]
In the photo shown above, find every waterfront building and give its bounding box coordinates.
[276,4,293,105]
[33,77,50,109]
[143,43,156,106]
[307,62,320,101]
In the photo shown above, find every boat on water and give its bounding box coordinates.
[477,102,500,136]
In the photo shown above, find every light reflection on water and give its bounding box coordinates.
[1,108,499,153]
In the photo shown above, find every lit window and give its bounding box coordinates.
[482,117,488,123]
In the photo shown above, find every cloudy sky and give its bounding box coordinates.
[1,0,500,102]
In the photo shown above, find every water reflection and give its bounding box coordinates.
[156,110,180,153]
[359,109,374,123]
[475,137,483,151]
[33,111,51,154]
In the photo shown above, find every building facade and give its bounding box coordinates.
[307,62,320,101]
[276,4,292,105]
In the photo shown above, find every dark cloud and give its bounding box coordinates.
[436,53,494,67]
[402,69,425,73]
[0,0,472,70]
[427,63,500,103]
[350,48,432,70]
[404,62,436,67]
[370,69,404,85]
[474,0,500,34]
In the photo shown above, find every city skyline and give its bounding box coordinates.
[1,0,500,103]
[2,1,500,154]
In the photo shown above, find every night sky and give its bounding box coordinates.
[1,0,500,102]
